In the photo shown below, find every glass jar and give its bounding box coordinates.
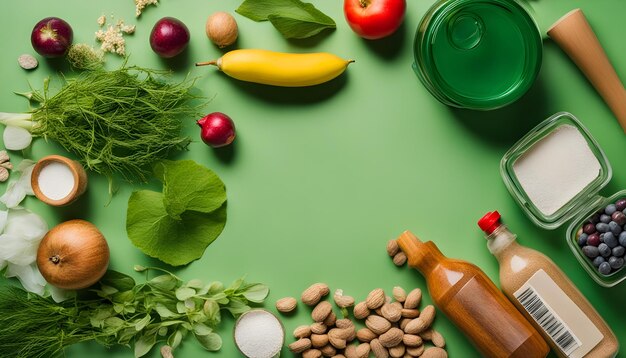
[413,0,542,110]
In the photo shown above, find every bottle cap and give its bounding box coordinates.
[478,211,501,235]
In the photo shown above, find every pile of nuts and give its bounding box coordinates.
[387,240,406,267]
[276,283,448,358]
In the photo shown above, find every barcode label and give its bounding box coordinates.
[516,286,581,355]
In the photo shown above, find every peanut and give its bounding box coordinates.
[302,348,323,358]
[387,240,399,256]
[392,252,407,266]
[311,334,330,348]
[379,327,404,348]
[344,345,358,358]
[289,338,312,353]
[294,325,312,338]
[320,344,336,357]
[356,343,371,358]
[365,315,392,335]
[392,286,406,302]
[353,301,370,319]
[370,338,390,358]
[336,318,354,329]
[324,311,337,327]
[421,347,448,358]
[311,322,327,334]
[388,343,405,358]
[302,283,329,306]
[312,301,333,322]
[366,289,386,309]
[356,328,377,342]
[403,289,422,309]
[276,297,297,313]
[334,289,355,308]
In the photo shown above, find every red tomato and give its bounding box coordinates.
[344,0,406,40]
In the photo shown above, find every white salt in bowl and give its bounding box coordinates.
[234,309,285,358]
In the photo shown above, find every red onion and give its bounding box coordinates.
[31,17,73,58]
[150,17,190,58]
[197,112,236,148]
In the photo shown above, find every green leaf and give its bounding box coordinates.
[193,323,213,336]
[100,284,119,296]
[155,304,178,318]
[101,270,137,291]
[236,0,335,39]
[203,300,220,318]
[226,298,251,316]
[105,317,125,328]
[168,329,183,349]
[155,160,226,219]
[186,279,204,289]
[149,274,178,291]
[242,284,270,303]
[195,332,222,351]
[175,287,196,301]
[135,315,151,331]
[134,334,157,358]
[126,189,228,266]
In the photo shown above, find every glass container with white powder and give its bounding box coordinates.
[501,112,626,286]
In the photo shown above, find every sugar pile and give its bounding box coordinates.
[234,310,284,358]
[513,124,601,216]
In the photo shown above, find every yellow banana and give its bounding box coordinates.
[196,49,354,87]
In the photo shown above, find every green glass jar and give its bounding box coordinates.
[413,0,542,110]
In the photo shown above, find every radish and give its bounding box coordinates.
[197,112,236,148]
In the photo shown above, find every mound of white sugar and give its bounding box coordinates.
[513,124,601,216]
[234,310,284,358]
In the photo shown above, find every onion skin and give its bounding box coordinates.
[31,17,74,58]
[36,219,110,290]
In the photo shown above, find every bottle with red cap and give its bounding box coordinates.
[478,211,618,358]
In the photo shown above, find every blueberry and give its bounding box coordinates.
[616,198,626,211]
[582,246,600,258]
[583,223,597,235]
[620,232,626,247]
[596,223,610,233]
[609,256,624,270]
[577,233,588,247]
[612,246,625,257]
[600,214,612,223]
[605,204,617,215]
[611,211,626,226]
[604,232,618,248]
[593,256,606,267]
[599,243,611,257]
[609,221,623,235]
[599,262,612,275]
[590,213,601,224]
[586,233,601,246]
[599,233,605,243]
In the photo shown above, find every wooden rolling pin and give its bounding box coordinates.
[548,9,626,133]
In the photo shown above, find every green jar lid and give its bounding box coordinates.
[413,0,542,110]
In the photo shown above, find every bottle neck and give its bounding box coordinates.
[397,231,446,274]
[486,224,518,256]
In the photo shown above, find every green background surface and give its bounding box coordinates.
[1,0,625,357]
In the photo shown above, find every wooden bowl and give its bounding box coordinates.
[31,155,87,206]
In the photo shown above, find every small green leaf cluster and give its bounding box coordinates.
[0,267,269,358]
[236,0,336,39]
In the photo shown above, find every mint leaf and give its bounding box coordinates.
[100,270,136,291]
[195,332,222,351]
[155,160,226,220]
[236,0,335,39]
[242,283,270,303]
[126,160,227,266]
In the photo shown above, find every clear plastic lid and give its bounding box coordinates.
[500,112,612,229]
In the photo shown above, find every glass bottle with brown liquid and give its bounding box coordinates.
[397,231,549,358]
[478,211,618,358]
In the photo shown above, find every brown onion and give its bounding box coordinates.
[205,12,238,48]
[37,219,110,290]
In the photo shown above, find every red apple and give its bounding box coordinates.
[150,17,190,58]
[344,0,406,40]
[197,112,236,148]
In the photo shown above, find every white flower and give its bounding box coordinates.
[0,160,35,208]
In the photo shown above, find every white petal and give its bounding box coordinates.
[0,210,8,233]
[49,285,73,302]
[0,182,26,208]
[0,233,39,265]
[16,159,36,172]
[17,163,35,196]
[5,263,46,295]
[0,259,6,271]
[3,126,32,151]
[5,209,48,241]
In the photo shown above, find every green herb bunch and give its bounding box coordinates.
[1,65,199,187]
[0,267,269,358]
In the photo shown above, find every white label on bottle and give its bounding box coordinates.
[514,270,602,358]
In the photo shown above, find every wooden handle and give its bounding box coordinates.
[548,9,626,133]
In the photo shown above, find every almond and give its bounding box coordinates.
[388,343,405,358]
[392,286,406,302]
[365,315,391,335]
[400,308,420,318]
[370,338,389,358]
[366,289,386,309]
[353,301,370,319]
[289,338,312,353]
[324,311,337,327]
[311,322,327,334]
[302,283,329,306]
[381,303,402,322]
[302,348,323,358]
[334,289,355,308]
[356,328,377,342]
[402,334,423,347]
[356,343,371,358]
[421,347,448,358]
[404,317,428,334]
[379,327,403,348]
[406,345,425,357]
[311,334,329,348]
[294,325,312,338]
[276,297,297,313]
[420,329,445,348]
[335,318,354,329]
[312,301,333,322]
[403,289,421,309]
[399,318,411,331]
[320,344,336,357]
[387,239,399,256]
[419,305,435,327]
[344,345,358,358]
[392,252,407,266]
[329,327,352,341]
